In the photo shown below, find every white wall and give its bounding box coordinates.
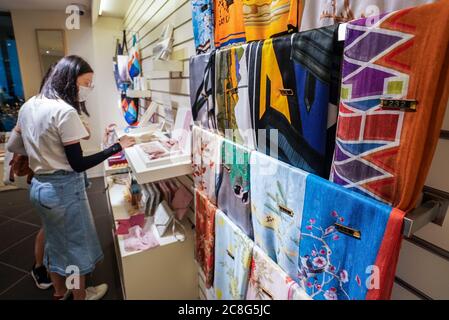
[11,10,126,177]
[11,10,95,100]
[123,0,193,110]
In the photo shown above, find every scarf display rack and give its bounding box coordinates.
[404,189,449,238]
[191,1,449,300]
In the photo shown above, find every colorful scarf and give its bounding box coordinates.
[192,0,215,54]
[217,139,253,238]
[247,245,311,300]
[192,126,223,205]
[299,174,405,300]
[190,52,217,130]
[128,35,141,79]
[330,2,449,211]
[195,189,217,288]
[248,34,335,177]
[215,44,257,149]
[214,210,254,300]
[291,24,343,177]
[214,0,246,48]
[242,0,304,41]
[250,151,308,282]
[300,0,436,32]
[121,97,139,126]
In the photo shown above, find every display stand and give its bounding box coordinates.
[102,104,196,299]
[103,175,198,299]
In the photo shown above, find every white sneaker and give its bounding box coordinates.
[85,284,108,300]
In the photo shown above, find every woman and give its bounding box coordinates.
[31,64,93,291]
[7,55,136,300]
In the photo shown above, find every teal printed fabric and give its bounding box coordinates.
[217,139,253,238]
[214,210,254,300]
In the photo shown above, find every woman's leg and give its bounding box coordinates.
[50,272,66,297]
[35,229,45,267]
[72,275,86,300]
[31,228,52,289]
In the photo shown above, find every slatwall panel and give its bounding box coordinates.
[124,0,193,108]
[394,101,449,299]
[124,1,449,301]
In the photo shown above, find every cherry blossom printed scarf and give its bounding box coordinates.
[250,151,308,283]
[247,245,311,300]
[330,1,449,212]
[217,139,253,238]
[192,126,223,205]
[214,210,254,300]
[195,189,217,289]
[298,174,405,300]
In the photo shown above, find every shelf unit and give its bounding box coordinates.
[103,160,129,176]
[124,146,192,185]
[104,174,198,299]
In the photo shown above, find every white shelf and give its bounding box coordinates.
[126,90,152,99]
[124,145,192,185]
[103,160,129,176]
[146,59,183,72]
[107,180,186,259]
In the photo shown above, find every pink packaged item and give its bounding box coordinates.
[140,141,169,160]
[171,184,193,220]
[124,225,160,252]
[116,213,145,235]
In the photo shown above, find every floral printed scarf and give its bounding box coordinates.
[214,210,254,300]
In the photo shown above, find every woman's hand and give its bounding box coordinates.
[119,135,136,149]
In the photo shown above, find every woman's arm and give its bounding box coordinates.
[63,136,135,173]
[6,126,27,155]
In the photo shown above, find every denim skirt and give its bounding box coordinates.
[30,171,104,276]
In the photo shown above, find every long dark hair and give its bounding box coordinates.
[40,55,93,114]
[39,63,57,93]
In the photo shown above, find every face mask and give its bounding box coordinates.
[78,85,93,102]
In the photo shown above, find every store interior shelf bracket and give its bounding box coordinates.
[126,89,152,99]
[403,189,449,238]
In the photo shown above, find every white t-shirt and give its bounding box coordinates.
[18,96,89,174]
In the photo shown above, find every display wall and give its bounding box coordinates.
[125,0,449,300]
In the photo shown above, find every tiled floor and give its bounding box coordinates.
[0,178,123,300]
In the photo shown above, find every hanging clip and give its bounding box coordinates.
[279,89,294,96]
[380,99,418,112]
[279,205,294,217]
[227,249,235,260]
[334,223,361,240]
[226,87,239,95]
